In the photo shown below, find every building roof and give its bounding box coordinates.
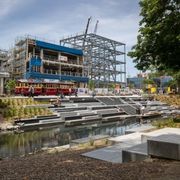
[36,40,83,56]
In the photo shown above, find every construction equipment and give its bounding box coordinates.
[82,17,92,49]
[94,20,99,34]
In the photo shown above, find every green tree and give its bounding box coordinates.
[163,70,180,93]
[172,71,180,93]
[167,79,176,89]
[108,83,116,90]
[128,83,135,89]
[88,80,95,90]
[174,71,180,90]
[128,0,180,72]
[143,79,156,88]
[143,78,155,85]
[5,79,16,95]
[143,78,156,92]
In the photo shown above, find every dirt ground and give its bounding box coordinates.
[0,148,180,180]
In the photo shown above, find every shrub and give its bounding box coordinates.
[153,118,180,128]
[0,97,53,122]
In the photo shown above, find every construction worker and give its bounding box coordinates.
[28,85,34,97]
[54,97,61,107]
[140,106,145,124]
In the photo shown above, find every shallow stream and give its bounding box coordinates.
[0,120,139,158]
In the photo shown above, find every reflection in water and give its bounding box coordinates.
[0,120,138,158]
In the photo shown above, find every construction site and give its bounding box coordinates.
[0,18,126,94]
[61,18,126,88]
[13,36,87,87]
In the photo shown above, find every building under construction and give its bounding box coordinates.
[0,49,8,71]
[60,33,126,88]
[13,36,88,87]
[0,49,10,94]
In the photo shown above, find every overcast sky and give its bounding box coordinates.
[0,0,140,76]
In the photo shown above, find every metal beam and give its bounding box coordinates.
[60,33,126,88]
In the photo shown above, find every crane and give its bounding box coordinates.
[82,17,92,50]
[94,20,99,34]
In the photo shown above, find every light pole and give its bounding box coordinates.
[58,53,61,82]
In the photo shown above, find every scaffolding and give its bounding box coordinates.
[60,33,126,88]
[0,49,8,71]
[12,36,88,87]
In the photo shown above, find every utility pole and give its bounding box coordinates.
[59,58,61,81]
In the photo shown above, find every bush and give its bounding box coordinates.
[173,117,180,123]
[153,118,180,128]
[0,97,53,122]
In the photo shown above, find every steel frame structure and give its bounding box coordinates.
[60,33,126,88]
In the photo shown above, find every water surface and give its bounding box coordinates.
[0,120,139,158]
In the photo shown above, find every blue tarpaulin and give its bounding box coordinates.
[36,40,83,56]
[29,57,42,66]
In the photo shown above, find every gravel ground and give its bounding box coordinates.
[0,148,180,180]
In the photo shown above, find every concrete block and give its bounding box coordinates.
[122,143,148,162]
[82,143,134,163]
[147,134,180,160]
[141,128,180,143]
[108,132,142,145]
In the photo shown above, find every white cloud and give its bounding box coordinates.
[99,15,140,47]
[0,0,140,48]
[0,0,23,18]
[0,0,140,76]
[101,0,122,7]
[64,1,140,47]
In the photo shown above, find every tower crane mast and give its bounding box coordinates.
[82,17,92,50]
[94,20,99,34]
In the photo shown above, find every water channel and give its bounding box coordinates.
[0,120,139,158]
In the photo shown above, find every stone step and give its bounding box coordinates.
[60,112,78,117]
[63,115,83,121]
[122,143,148,162]
[56,107,87,112]
[101,111,126,117]
[77,111,96,116]
[69,97,99,103]
[77,103,102,107]
[89,106,117,110]
[36,115,59,119]
[82,115,101,120]
[65,116,101,126]
[102,115,137,123]
[96,109,118,114]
